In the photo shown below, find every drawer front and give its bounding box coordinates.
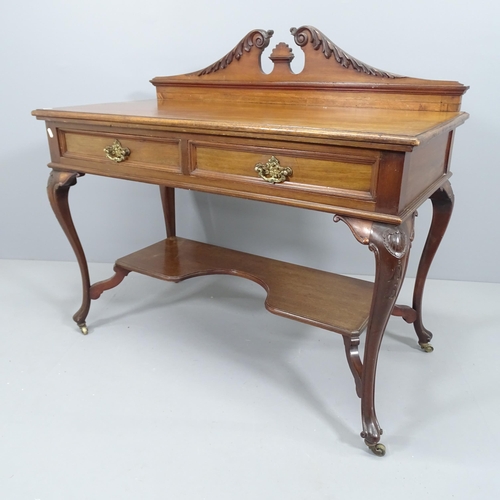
[189,142,377,199]
[60,131,181,171]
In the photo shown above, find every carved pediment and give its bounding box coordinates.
[151,25,468,111]
[290,26,400,79]
[197,29,274,76]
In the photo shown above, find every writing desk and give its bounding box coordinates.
[32,26,468,455]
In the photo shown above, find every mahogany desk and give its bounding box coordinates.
[32,26,468,456]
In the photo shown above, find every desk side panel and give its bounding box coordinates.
[398,131,453,212]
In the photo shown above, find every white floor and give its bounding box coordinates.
[1,259,499,499]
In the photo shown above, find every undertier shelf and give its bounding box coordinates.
[115,237,374,336]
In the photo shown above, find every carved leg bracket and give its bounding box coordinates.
[343,336,362,398]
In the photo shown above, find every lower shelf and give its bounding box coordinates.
[115,237,374,336]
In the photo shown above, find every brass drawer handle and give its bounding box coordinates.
[104,139,130,163]
[255,156,292,184]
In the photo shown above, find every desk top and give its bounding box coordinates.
[33,100,467,151]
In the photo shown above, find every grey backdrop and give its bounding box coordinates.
[1,0,498,282]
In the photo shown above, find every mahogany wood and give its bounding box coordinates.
[391,304,418,324]
[89,266,130,300]
[35,102,467,151]
[152,26,467,112]
[361,217,413,455]
[335,214,415,454]
[412,181,455,347]
[112,237,374,335]
[160,186,176,237]
[343,336,363,398]
[36,112,463,225]
[33,26,468,455]
[46,170,90,333]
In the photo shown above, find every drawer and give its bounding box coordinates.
[59,130,181,172]
[189,142,377,199]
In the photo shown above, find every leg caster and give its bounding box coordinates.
[419,342,434,353]
[78,322,89,335]
[364,440,386,457]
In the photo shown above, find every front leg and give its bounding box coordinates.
[363,219,413,455]
[47,170,90,334]
[335,214,414,455]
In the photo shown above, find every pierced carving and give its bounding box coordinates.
[198,29,274,76]
[382,229,409,258]
[290,25,401,79]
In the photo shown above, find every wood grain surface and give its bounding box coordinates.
[115,237,374,335]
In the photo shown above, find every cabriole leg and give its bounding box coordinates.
[47,170,90,334]
[412,181,454,352]
[335,214,415,456]
[362,218,413,456]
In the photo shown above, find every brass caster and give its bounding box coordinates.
[78,323,88,335]
[419,342,434,353]
[365,441,386,457]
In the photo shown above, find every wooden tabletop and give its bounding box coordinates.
[33,100,468,148]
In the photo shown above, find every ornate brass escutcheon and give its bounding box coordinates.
[255,156,293,184]
[104,140,130,163]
